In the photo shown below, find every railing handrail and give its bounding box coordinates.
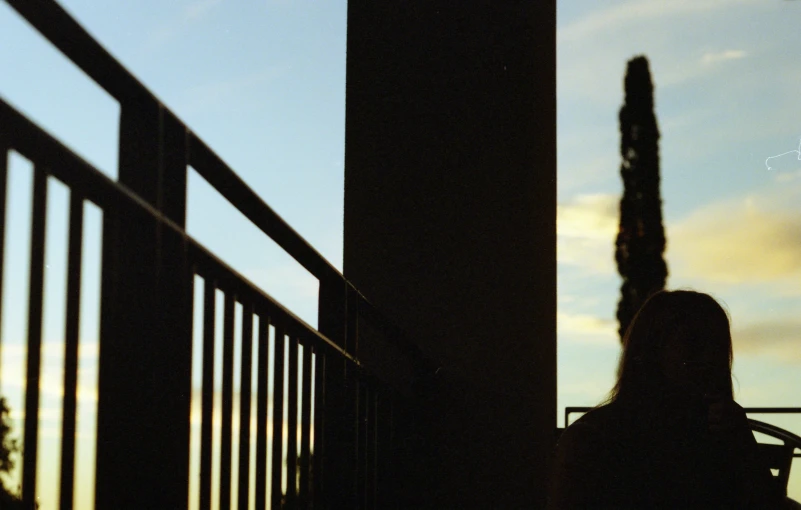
[564,406,801,429]
[6,0,339,281]
[3,0,439,376]
[562,406,801,459]
[0,96,363,370]
[186,135,339,283]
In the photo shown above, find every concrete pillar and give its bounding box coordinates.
[343,2,556,508]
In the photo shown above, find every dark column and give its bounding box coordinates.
[343,2,556,508]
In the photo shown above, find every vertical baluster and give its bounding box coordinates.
[321,353,352,507]
[347,287,361,508]
[21,166,47,506]
[372,389,380,509]
[199,279,216,510]
[254,315,270,510]
[299,338,313,508]
[220,294,235,510]
[238,304,254,510]
[285,334,299,508]
[355,379,366,510]
[311,347,325,509]
[364,384,378,510]
[58,191,84,510]
[271,326,286,509]
[376,393,393,509]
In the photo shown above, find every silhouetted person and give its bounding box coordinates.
[547,290,796,509]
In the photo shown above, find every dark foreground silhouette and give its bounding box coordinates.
[547,290,798,509]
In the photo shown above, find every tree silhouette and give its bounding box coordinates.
[615,55,668,341]
[0,397,23,508]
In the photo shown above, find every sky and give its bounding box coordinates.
[1,0,801,507]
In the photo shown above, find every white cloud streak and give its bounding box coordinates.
[559,0,761,44]
[558,311,616,336]
[701,49,748,66]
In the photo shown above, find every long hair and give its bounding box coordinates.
[598,289,734,407]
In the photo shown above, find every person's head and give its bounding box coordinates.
[602,289,734,407]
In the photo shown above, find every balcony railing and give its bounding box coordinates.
[565,406,801,430]
[0,1,437,508]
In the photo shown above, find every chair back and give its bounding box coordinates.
[749,419,801,497]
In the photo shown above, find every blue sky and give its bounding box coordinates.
[2,0,801,507]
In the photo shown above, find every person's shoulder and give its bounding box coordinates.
[572,402,625,430]
[558,403,631,452]
[551,403,631,500]
[559,404,621,448]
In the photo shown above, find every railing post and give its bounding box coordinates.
[317,277,358,508]
[95,100,193,509]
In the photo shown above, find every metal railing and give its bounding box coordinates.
[565,406,801,432]
[0,1,438,508]
[565,407,801,434]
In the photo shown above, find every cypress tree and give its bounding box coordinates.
[615,55,668,341]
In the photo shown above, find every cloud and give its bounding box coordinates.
[701,49,748,66]
[557,193,619,274]
[0,376,98,405]
[557,178,801,286]
[558,194,618,238]
[557,311,618,346]
[774,169,801,183]
[0,340,98,360]
[732,318,801,363]
[654,49,750,89]
[558,178,801,294]
[668,192,801,287]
